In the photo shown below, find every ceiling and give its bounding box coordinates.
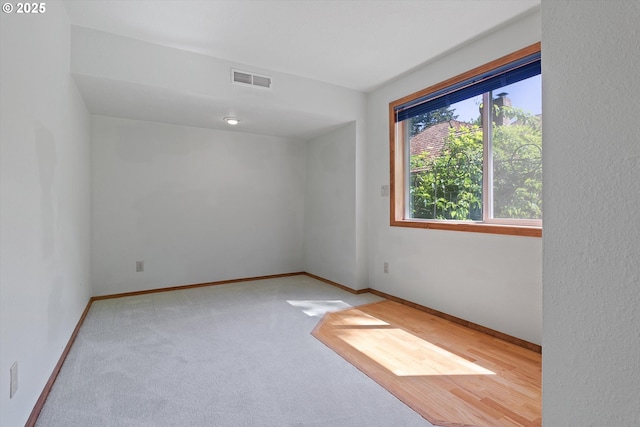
[63,0,540,139]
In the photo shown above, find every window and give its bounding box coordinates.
[389,43,542,237]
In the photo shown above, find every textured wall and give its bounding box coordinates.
[542,1,640,424]
[91,116,306,296]
[0,2,92,425]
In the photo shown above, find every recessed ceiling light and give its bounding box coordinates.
[223,116,239,125]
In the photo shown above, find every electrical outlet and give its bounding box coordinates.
[383,262,389,274]
[136,261,144,272]
[10,361,18,398]
[381,185,390,197]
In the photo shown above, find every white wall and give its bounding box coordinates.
[354,113,370,291]
[542,1,640,424]
[91,116,306,296]
[366,10,543,344]
[75,24,371,294]
[304,123,358,288]
[0,2,92,426]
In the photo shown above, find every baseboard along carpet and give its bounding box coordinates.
[34,275,434,427]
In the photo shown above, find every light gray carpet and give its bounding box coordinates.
[36,275,434,426]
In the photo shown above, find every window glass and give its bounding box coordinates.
[408,96,484,221]
[491,76,542,220]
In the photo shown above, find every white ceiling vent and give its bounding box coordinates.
[232,69,272,89]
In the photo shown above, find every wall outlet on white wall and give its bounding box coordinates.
[10,361,18,398]
[383,262,389,274]
[136,261,144,272]
[381,185,390,197]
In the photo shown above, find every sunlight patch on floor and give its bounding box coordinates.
[287,300,352,316]
[335,326,495,377]
[331,310,391,326]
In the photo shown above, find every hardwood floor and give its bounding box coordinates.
[312,300,541,427]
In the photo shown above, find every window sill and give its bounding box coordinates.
[390,218,542,237]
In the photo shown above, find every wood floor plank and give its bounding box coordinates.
[312,300,541,427]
